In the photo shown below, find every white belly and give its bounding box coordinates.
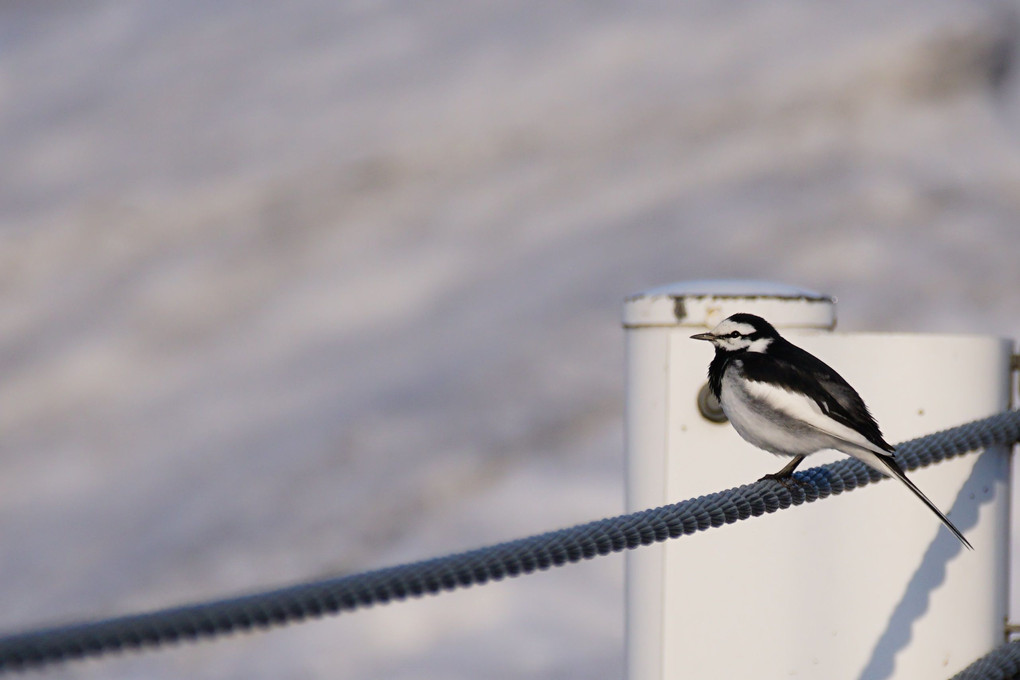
[720,367,840,457]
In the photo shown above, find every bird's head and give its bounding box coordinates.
[690,313,779,354]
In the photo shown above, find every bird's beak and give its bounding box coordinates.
[690,332,715,342]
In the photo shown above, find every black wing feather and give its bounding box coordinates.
[738,338,894,452]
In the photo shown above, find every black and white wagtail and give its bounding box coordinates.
[691,312,972,549]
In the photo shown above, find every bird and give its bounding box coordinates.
[690,312,972,550]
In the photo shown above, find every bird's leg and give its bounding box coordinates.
[758,455,807,484]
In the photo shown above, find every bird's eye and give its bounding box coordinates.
[728,331,740,338]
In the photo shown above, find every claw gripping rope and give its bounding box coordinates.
[0,410,1018,673]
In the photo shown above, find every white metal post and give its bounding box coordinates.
[624,280,1012,680]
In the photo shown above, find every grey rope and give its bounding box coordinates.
[0,410,1018,673]
[952,640,1020,680]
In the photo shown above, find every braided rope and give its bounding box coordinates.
[0,410,1017,672]
[951,640,1020,680]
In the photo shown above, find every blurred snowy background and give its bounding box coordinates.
[2,1,1020,678]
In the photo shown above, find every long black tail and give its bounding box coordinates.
[876,454,973,550]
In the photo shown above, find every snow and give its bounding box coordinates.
[0,1,1019,678]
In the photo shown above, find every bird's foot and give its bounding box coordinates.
[757,471,806,490]
[756,454,807,487]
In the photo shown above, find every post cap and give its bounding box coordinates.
[623,279,835,329]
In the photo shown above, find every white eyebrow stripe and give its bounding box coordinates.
[709,320,758,336]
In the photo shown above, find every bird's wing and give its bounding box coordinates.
[739,340,894,453]
[739,375,892,457]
